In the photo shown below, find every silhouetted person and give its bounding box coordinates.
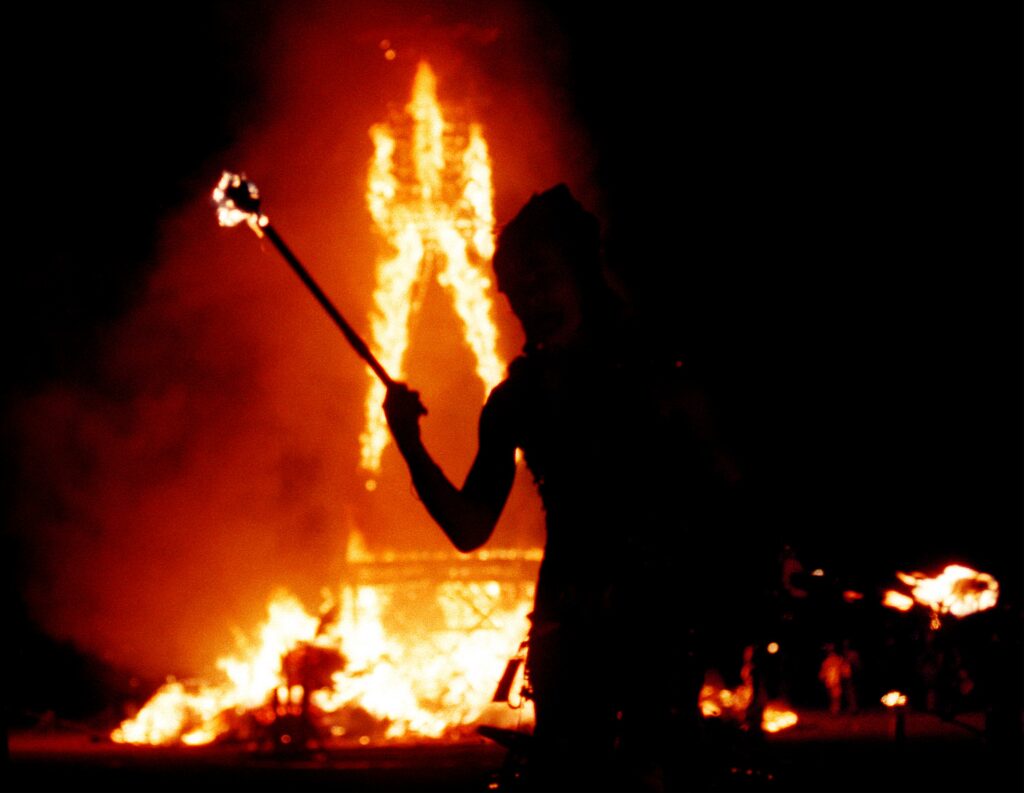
[819,643,844,715]
[384,185,750,791]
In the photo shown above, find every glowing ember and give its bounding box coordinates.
[112,540,539,746]
[360,61,505,478]
[881,690,907,708]
[884,564,999,618]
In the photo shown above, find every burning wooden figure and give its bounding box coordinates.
[360,61,505,481]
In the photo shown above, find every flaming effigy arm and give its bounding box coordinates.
[213,172,394,387]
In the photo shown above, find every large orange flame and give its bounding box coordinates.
[112,535,539,746]
[361,61,505,483]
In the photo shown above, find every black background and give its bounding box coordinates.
[550,3,1022,581]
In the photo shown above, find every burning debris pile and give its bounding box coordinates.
[113,532,540,748]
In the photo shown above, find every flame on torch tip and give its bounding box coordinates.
[212,171,265,231]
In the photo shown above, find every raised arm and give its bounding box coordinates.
[383,381,518,552]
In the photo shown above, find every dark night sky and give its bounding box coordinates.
[4,2,1021,712]
[549,3,1022,578]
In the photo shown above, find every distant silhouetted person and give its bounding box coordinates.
[384,184,751,791]
[819,643,845,715]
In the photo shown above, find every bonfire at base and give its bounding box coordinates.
[113,535,540,748]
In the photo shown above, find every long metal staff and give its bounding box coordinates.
[212,171,394,388]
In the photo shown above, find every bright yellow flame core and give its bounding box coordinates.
[892,564,999,617]
[881,690,907,708]
[112,554,537,746]
[361,62,504,473]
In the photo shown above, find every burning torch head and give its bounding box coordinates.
[212,171,263,229]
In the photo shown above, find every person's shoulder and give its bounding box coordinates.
[484,355,530,412]
[505,353,532,381]
[479,361,531,443]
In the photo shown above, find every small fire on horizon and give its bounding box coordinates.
[882,564,999,629]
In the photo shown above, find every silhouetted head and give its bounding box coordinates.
[493,184,606,349]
